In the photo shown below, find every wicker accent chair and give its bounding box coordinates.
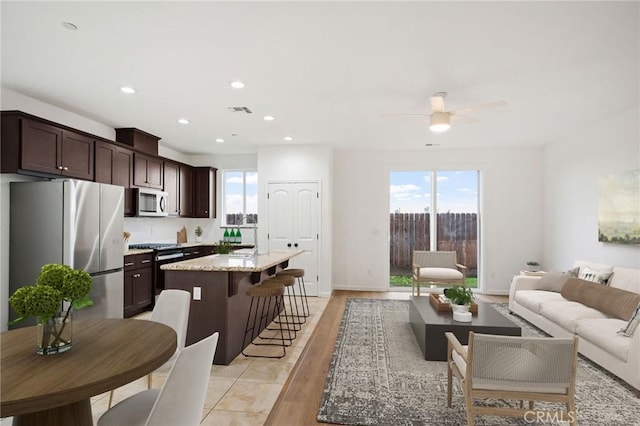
[412,251,467,296]
[446,332,579,426]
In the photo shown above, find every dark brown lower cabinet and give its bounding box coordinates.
[124,253,154,317]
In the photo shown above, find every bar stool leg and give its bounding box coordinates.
[297,275,310,318]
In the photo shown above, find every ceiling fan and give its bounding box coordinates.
[383,92,506,133]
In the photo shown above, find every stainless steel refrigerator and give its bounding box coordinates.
[9,180,124,326]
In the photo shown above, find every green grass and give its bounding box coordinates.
[390,276,478,289]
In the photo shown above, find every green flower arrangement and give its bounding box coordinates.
[9,264,93,324]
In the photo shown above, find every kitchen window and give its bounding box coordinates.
[222,170,258,225]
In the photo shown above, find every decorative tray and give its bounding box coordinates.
[429,293,478,313]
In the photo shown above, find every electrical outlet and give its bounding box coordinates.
[193,287,201,300]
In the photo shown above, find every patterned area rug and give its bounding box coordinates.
[317,298,640,426]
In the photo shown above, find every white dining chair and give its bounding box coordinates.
[98,331,219,426]
[108,289,191,407]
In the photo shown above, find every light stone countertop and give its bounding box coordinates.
[124,248,154,256]
[160,249,304,272]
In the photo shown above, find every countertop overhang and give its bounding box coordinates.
[160,249,304,272]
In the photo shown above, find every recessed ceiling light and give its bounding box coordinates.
[230,81,245,89]
[284,136,294,141]
[215,138,224,143]
[178,119,190,125]
[62,22,78,31]
[263,115,275,121]
[120,86,136,94]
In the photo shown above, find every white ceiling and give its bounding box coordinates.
[2,1,638,155]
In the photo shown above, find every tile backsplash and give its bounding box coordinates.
[124,217,220,244]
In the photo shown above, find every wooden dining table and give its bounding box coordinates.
[1,318,176,426]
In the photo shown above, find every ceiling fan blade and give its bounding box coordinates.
[449,101,507,114]
[450,114,475,123]
[381,113,431,117]
[430,95,446,113]
[449,100,506,115]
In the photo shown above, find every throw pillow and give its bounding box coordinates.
[618,303,640,337]
[578,267,613,285]
[538,271,572,292]
[561,278,640,321]
[567,266,580,277]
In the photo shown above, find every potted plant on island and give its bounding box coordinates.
[443,285,474,314]
[216,240,233,255]
[194,226,203,243]
[8,264,93,355]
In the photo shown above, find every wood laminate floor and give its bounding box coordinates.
[265,290,508,426]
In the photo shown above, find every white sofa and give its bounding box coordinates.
[509,260,640,391]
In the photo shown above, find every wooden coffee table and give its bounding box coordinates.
[409,295,521,361]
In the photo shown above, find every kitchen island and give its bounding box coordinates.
[161,249,303,364]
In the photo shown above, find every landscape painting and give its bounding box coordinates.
[598,169,640,245]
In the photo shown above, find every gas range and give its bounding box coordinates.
[129,243,182,250]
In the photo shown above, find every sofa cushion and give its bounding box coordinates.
[578,267,613,285]
[561,278,640,321]
[576,319,630,361]
[539,301,609,333]
[609,267,640,294]
[515,290,566,314]
[538,271,573,292]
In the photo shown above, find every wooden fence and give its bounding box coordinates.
[390,213,478,274]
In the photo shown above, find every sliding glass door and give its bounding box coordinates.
[389,170,479,289]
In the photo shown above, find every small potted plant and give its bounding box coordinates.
[194,226,203,243]
[9,264,93,355]
[443,285,474,313]
[526,261,541,272]
[216,240,233,255]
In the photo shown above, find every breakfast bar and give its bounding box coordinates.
[161,249,303,364]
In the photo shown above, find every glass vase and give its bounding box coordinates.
[36,311,73,355]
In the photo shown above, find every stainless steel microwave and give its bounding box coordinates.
[134,188,168,217]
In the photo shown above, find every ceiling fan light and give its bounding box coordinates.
[430,112,451,133]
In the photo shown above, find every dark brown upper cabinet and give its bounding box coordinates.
[133,152,163,189]
[193,166,217,218]
[115,128,160,156]
[2,115,94,180]
[95,140,135,215]
[180,165,193,217]
[163,160,193,217]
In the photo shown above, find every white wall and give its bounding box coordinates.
[543,105,640,270]
[332,147,543,295]
[258,144,333,296]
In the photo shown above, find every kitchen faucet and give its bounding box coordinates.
[238,214,258,256]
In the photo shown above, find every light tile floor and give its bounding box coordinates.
[92,296,328,425]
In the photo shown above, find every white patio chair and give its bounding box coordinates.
[412,251,467,296]
[98,332,219,426]
[446,331,579,426]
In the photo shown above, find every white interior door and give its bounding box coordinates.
[267,182,320,296]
